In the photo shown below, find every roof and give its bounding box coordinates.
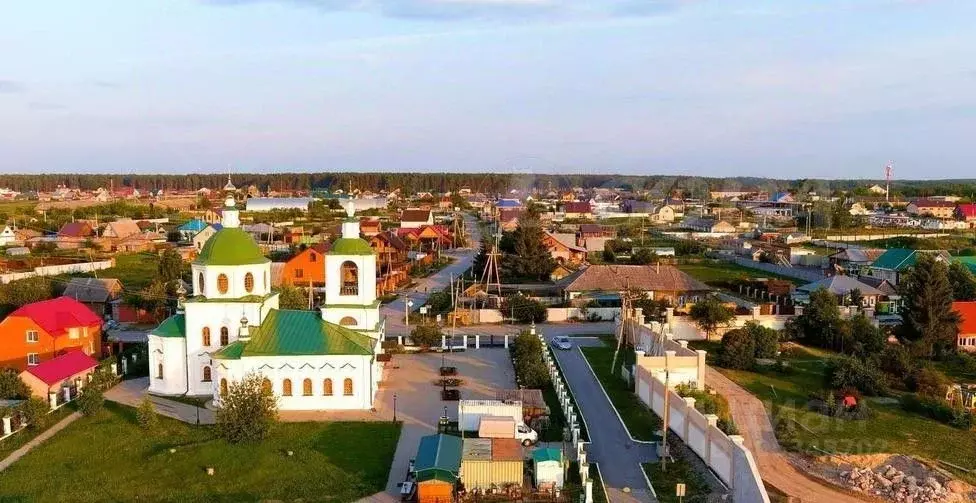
[151,314,186,338]
[213,340,245,360]
[797,275,885,297]
[415,434,462,475]
[401,209,432,223]
[953,256,976,275]
[330,237,374,256]
[911,198,956,208]
[490,438,523,461]
[958,204,976,218]
[193,227,270,266]
[104,219,142,239]
[58,222,93,238]
[21,350,98,386]
[496,199,522,208]
[225,309,374,357]
[564,202,592,213]
[63,278,122,303]
[9,297,102,337]
[870,248,915,271]
[829,248,886,264]
[563,265,712,293]
[532,448,562,464]
[855,276,897,296]
[578,224,605,234]
[178,219,208,232]
[954,302,976,334]
[462,438,492,461]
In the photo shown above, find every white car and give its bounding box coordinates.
[552,336,572,350]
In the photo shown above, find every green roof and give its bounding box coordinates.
[532,448,562,464]
[954,256,976,274]
[185,292,277,304]
[240,309,374,357]
[193,227,270,266]
[870,248,917,271]
[213,341,245,360]
[415,469,457,484]
[330,237,374,256]
[415,434,462,477]
[322,299,382,310]
[151,314,185,338]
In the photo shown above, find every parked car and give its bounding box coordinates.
[552,335,572,350]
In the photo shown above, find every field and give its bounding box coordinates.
[79,251,161,290]
[0,401,401,502]
[677,261,806,286]
[580,337,661,441]
[691,342,976,483]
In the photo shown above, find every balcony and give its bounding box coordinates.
[340,285,359,296]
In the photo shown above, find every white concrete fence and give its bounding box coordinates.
[0,259,115,284]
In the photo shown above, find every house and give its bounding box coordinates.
[192,224,222,251]
[953,302,976,352]
[280,243,329,287]
[957,204,976,223]
[563,201,592,219]
[794,275,887,307]
[651,205,680,223]
[578,224,615,239]
[371,231,410,295]
[0,225,16,246]
[177,219,208,241]
[18,349,99,399]
[562,264,712,306]
[400,209,433,229]
[62,278,123,318]
[828,248,885,275]
[0,296,102,371]
[414,434,462,503]
[542,231,587,265]
[907,199,956,219]
[360,218,382,237]
[866,248,950,285]
[57,222,94,239]
[549,263,575,281]
[683,218,736,234]
[868,184,887,195]
[781,232,810,245]
[102,219,142,240]
[620,200,655,214]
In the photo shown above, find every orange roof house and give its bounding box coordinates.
[0,297,102,371]
[953,301,976,352]
[280,244,328,287]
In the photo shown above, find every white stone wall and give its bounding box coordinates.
[147,335,188,395]
[324,253,377,307]
[192,263,272,299]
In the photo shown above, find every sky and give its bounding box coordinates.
[1,0,975,179]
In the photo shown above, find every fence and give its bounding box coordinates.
[0,259,115,284]
[728,257,822,283]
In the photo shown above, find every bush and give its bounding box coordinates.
[511,331,550,389]
[823,356,888,396]
[502,295,546,324]
[410,323,443,348]
[20,397,50,430]
[876,345,915,385]
[137,397,160,433]
[719,328,755,370]
[76,385,104,416]
[901,394,975,429]
[752,324,781,359]
[906,366,951,399]
[0,370,29,400]
[215,372,278,443]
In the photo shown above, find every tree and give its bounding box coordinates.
[501,217,557,282]
[719,328,756,370]
[897,254,960,358]
[0,276,54,316]
[793,288,845,352]
[511,331,549,388]
[0,370,29,400]
[410,323,442,348]
[216,372,278,443]
[824,357,888,396]
[277,285,308,310]
[689,296,734,340]
[602,242,616,263]
[847,314,886,359]
[21,397,50,430]
[631,296,668,324]
[127,280,169,320]
[907,366,950,399]
[472,239,490,279]
[629,248,656,265]
[502,294,546,323]
[77,383,105,416]
[157,248,184,284]
[949,262,976,301]
[137,396,160,433]
[751,323,781,359]
[846,288,863,307]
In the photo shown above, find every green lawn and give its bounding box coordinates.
[677,262,805,286]
[580,338,661,441]
[0,404,76,461]
[643,461,710,503]
[712,345,976,483]
[0,401,401,502]
[80,251,161,290]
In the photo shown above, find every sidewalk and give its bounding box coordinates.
[0,411,82,471]
[104,377,215,425]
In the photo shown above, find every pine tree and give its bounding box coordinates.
[948,261,976,301]
[898,254,960,358]
[502,217,556,282]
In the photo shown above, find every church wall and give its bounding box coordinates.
[147,335,188,395]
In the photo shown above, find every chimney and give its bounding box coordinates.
[238,314,250,341]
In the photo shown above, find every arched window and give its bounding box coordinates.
[264,271,267,289]
[220,327,229,346]
[339,316,357,327]
[340,261,359,295]
[156,363,163,379]
[323,378,333,396]
[303,378,313,396]
[262,378,273,394]
[220,378,228,396]
[244,272,254,293]
[202,366,212,382]
[343,378,353,396]
[282,379,293,396]
[202,327,211,347]
[217,273,229,294]
[198,272,205,295]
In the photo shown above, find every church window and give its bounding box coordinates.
[282,379,293,396]
[339,316,357,327]
[202,327,211,346]
[217,274,229,294]
[244,272,254,293]
[323,379,333,396]
[202,366,212,382]
[340,261,359,295]
[198,272,205,295]
[220,378,228,396]
[343,378,353,396]
[262,378,272,394]
[303,378,313,396]
[156,363,163,379]
[220,327,229,346]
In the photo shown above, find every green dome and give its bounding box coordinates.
[194,228,270,266]
[330,237,374,256]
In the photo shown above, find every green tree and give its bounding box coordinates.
[750,323,781,359]
[824,357,888,396]
[846,288,863,307]
[511,331,549,388]
[501,217,557,282]
[629,248,656,265]
[794,288,846,351]
[215,372,278,443]
[0,370,29,400]
[601,242,616,263]
[689,296,735,340]
[0,276,54,316]
[127,280,169,319]
[137,396,160,433]
[410,323,443,348]
[277,285,309,310]
[21,397,50,430]
[77,383,105,416]
[897,254,960,358]
[719,328,756,369]
[847,314,886,359]
[502,294,546,323]
[948,261,976,301]
[907,366,951,399]
[157,248,184,284]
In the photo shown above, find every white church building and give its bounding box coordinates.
[148,196,385,411]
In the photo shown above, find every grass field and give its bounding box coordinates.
[0,401,401,502]
[678,261,806,286]
[702,344,976,483]
[84,251,161,290]
[643,461,710,503]
[580,338,661,441]
[0,404,76,461]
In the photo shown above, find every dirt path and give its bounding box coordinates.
[705,367,869,503]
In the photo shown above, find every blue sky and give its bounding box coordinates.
[1,0,974,178]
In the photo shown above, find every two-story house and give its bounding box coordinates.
[0,297,102,371]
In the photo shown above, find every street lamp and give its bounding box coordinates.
[393,393,398,423]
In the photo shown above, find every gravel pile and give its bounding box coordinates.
[842,465,949,502]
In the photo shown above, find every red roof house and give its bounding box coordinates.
[19,349,99,399]
[0,296,103,371]
[954,301,976,352]
[957,204,976,222]
[57,222,94,238]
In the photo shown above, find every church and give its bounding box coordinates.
[147,195,385,411]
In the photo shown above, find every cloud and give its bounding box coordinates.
[92,80,121,89]
[0,80,26,94]
[29,102,68,111]
[203,0,699,20]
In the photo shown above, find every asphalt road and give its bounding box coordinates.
[551,336,658,503]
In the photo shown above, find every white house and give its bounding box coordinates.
[0,226,16,246]
[148,197,384,411]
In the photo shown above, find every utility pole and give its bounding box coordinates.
[662,367,671,473]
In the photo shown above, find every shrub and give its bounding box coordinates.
[876,345,915,386]
[0,370,29,400]
[137,397,160,433]
[502,295,546,324]
[752,324,781,359]
[823,356,888,396]
[20,397,50,430]
[76,385,104,416]
[719,328,755,370]
[901,394,975,429]
[511,331,550,389]
[410,323,443,348]
[906,366,951,399]
[215,372,278,443]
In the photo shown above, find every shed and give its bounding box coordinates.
[18,350,98,399]
[415,434,462,503]
[532,448,564,490]
[460,438,524,492]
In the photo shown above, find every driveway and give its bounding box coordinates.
[551,335,658,503]
[104,377,215,425]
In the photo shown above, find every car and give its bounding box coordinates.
[552,335,572,350]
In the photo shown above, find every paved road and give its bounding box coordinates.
[551,336,658,503]
[706,367,868,503]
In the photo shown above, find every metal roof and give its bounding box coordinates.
[416,434,462,475]
[240,309,374,357]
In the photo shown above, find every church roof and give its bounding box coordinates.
[213,309,374,359]
[330,237,374,256]
[193,227,270,266]
[151,314,186,338]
